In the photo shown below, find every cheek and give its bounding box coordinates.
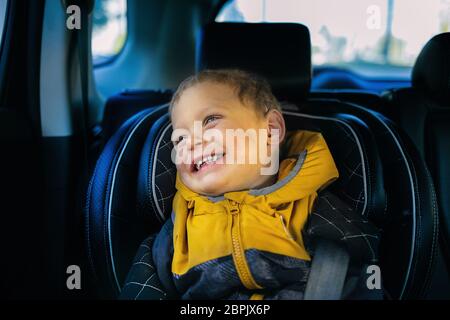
[241,135,265,158]
[174,144,189,164]
[176,163,191,176]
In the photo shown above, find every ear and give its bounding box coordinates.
[266,109,286,145]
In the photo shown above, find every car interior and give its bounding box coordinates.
[0,0,449,300]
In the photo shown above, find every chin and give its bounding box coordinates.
[186,173,225,195]
[191,179,250,197]
[196,183,226,197]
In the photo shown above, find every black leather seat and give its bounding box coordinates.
[383,32,450,298]
[86,103,385,299]
[85,101,436,299]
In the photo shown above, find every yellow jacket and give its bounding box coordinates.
[168,130,339,297]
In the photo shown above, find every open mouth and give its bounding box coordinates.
[192,153,225,172]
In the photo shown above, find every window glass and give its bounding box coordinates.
[92,0,127,65]
[0,0,8,46]
[217,0,450,76]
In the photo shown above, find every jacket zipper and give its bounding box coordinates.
[228,200,262,290]
[277,213,294,240]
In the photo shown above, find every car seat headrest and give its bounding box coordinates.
[412,32,450,104]
[197,22,312,101]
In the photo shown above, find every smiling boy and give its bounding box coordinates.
[152,69,340,299]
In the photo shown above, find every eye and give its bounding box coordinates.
[173,135,186,145]
[203,115,221,127]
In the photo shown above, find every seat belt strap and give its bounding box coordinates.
[304,240,350,300]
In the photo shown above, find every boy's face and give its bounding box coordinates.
[171,82,278,196]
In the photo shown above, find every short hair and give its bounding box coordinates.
[169,69,281,116]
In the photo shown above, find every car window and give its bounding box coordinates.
[92,0,127,66]
[216,0,450,78]
[0,0,8,46]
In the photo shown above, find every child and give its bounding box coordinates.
[150,69,345,300]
